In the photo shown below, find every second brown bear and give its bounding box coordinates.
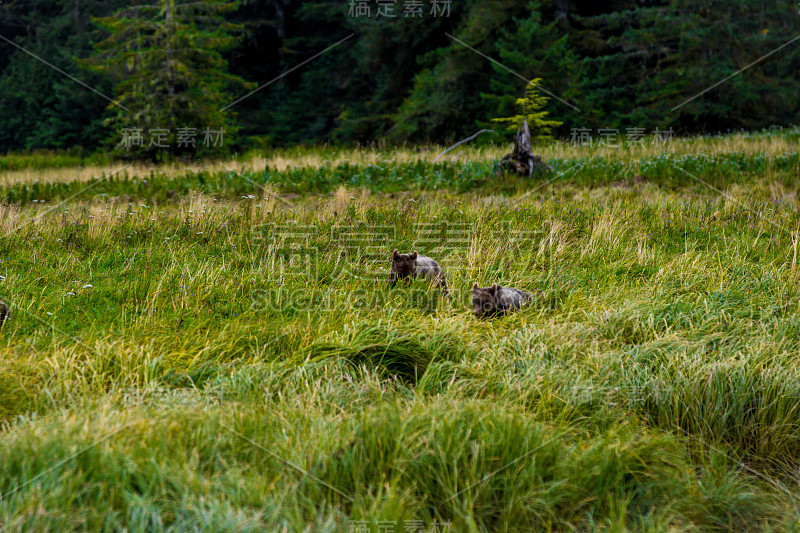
[472,283,532,318]
[389,250,449,295]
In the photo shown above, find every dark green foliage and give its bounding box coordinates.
[478,1,577,139]
[389,0,531,143]
[1,0,799,153]
[0,0,124,152]
[488,78,563,142]
[84,0,254,161]
[569,0,800,132]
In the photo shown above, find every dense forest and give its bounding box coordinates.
[1,0,799,158]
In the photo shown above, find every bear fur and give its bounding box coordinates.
[389,250,449,295]
[472,283,532,318]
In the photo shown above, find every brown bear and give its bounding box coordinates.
[0,300,9,323]
[389,250,449,295]
[472,283,532,318]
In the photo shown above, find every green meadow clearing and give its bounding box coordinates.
[1,132,800,531]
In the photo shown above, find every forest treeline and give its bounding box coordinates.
[1,0,799,158]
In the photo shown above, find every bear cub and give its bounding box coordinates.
[472,283,532,318]
[390,250,449,295]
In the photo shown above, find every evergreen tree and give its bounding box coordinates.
[86,0,254,160]
[2,0,799,152]
[570,0,800,133]
[478,0,577,139]
[489,79,562,143]
[223,0,298,148]
[389,0,531,144]
[257,0,359,146]
[0,0,125,153]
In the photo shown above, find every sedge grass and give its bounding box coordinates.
[0,136,800,530]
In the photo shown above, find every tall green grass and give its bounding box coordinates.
[1,137,800,530]
[0,149,110,171]
[0,149,798,203]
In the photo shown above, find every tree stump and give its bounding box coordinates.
[497,119,553,176]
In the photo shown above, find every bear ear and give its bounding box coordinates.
[392,249,399,259]
[410,251,418,259]
[490,283,498,294]
[473,282,479,290]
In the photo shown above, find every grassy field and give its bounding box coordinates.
[1,132,800,531]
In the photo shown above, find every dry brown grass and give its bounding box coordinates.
[0,131,797,188]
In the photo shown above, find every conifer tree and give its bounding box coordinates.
[86,0,254,160]
[475,1,576,140]
[489,78,562,143]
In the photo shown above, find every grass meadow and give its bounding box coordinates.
[1,131,800,531]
